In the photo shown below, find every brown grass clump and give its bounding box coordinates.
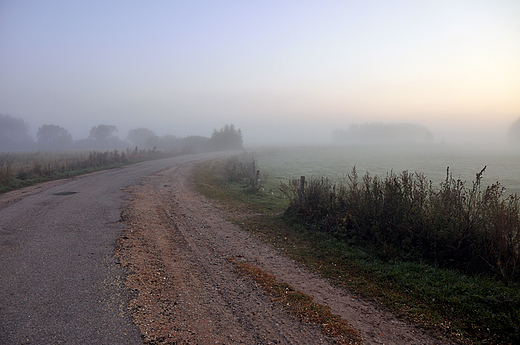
[228,257,364,345]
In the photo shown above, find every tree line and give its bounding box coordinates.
[334,119,520,146]
[0,114,243,152]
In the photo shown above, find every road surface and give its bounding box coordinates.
[0,151,457,345]
[0,152,226,345]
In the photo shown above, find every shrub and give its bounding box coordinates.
[222,153,257,185]
[281,167,520,282]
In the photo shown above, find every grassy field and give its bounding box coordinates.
[193,151,520,345]
[253,145,520,197]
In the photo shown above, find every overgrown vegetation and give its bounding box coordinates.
[194,155,520,344]
[281,166,520,284]
[193,154,285,214]
[0,147,190,193]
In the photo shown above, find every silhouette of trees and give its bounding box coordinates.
[0,112,243,153]
[145,135,161,149]
[76,124,123,149]
[182,135,209,152]
[208,124,243,151]
[0,114,33,150]
[127,128,157,149]
[36,124,73,150]
[153,135,208,152]
[88,124,118,142]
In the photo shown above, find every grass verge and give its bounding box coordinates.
[193,158,520,345]
[228,257,363,344]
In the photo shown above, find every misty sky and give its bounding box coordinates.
[1,1,519,145]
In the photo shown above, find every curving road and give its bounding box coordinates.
[0,152,228,345]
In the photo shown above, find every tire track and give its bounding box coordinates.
[116,161,455,345]
[117,167,335,344]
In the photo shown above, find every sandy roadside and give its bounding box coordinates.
[115,162,457,345]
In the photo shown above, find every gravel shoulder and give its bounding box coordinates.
[116,162,456,344]
[0,153,229,344]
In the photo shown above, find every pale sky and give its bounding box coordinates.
[1,1,519,145]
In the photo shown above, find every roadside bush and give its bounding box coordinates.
[281,167,520,282]
[222,153,257,185]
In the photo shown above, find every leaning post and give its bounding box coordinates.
[250,159,256,186]
[298,176,305,204]
[254,170,260,190]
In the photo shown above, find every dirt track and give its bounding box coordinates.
[116,162,456,344]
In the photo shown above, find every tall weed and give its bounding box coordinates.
[222,153,261,188]
[0,154,13,185]
[281,167,520,282]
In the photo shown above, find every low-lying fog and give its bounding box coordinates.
[1,109,520,153]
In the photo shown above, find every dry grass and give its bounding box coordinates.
[0,148,180,193]
[228,257,364,345]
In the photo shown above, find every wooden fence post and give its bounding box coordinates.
[298,176,305,204]
[251,159,256,186]
[254,170,260,190]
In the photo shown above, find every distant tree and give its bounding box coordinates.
[181,135,210,152]
[88,124,118,142]
[148,134,209,152]
[146,135,161,149]
[80,124,125,149]
[0,114,33,150]
[208,124,243,151]
[158,134,180,150]
[507,117,520,145]
[127,128,156,149]
[37,124,73,150]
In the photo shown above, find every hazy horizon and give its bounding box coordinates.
[1,1,519,147]
[1,115,513,149]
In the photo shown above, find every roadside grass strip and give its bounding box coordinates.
[228,257,363,345]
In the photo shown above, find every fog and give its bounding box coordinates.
[1,1,519,151]
[2,113,516,152]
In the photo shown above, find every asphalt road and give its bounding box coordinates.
[0,152,228,345]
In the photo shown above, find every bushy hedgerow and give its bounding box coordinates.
[281,167,520,283]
